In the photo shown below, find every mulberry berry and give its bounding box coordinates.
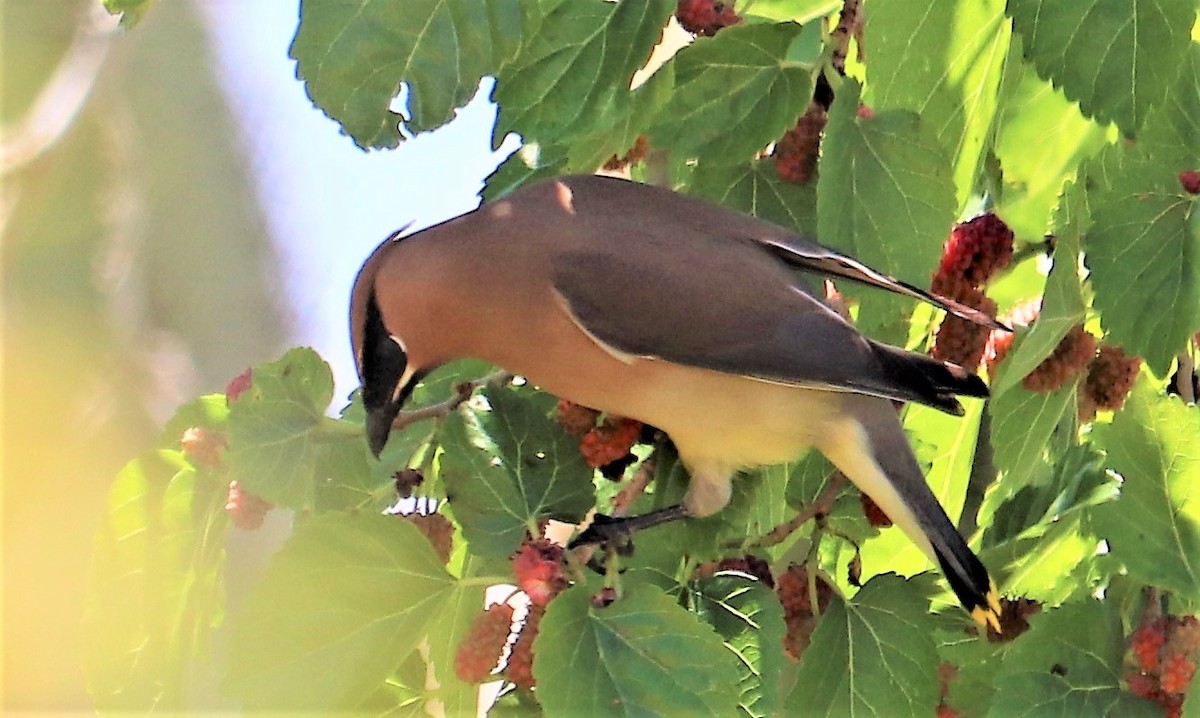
[180,426,226,469]
[454,604,514,684]
[935,213,1015,288]
[676,0,741,36]
[1083,344,1141,412]
[225,368,253,402]
[1022,325,1096,393]
[774,103,826,184]
[512,540,568,606]
[225,480,272,531]
[1180,170,1200,195]
[579,417,642,469]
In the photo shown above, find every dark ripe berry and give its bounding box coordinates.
[1123,613,1199,714]
[931,281,998,370]
[405,512,454,565]
[598,451,638,481]
[225,368,253,402]
[455,603,515,684]
[1022,325,1096,393]
[556,399,600,438]
[774,103,826,184]
[716,554,775,587]
[225,480,272,531]
[1125,670,1158,699]
[859,492,892,528]
[393,467,425,499]
[935,213,1016,288]
[579,417,642,469]
[506,604,543,689]
[986,597,1041,643]
[1160,651,1196,694]
[180,426,226,469]
[603,135,650,172]
[676,0,742,36]
[591,586,618,608]
[1132,618,1170,673]
[776,564,833,661]
[1180,170,1200,195]
[1083,344,1141,412]
[512,540,568,606]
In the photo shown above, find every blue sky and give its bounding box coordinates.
[204,2,517,400]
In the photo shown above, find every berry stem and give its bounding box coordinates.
[756,471,847,548]
[1176,351,1195,404]
[390,370,512,432]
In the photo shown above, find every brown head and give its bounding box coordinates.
[349,231,425,456]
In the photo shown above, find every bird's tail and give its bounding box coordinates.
[817,394,1001,631]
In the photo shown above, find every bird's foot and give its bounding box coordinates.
[569,504,690,549]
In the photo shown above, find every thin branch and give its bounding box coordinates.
[1176,350,1196,404]
[389,370,511,431]
[830,0,863,73]
[610,449,659,519]
[758,471,848,548]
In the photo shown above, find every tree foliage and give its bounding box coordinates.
[89,0,1200,715]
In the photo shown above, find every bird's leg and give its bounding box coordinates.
[569,504,691,549]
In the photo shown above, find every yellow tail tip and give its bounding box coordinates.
[971,584,1004,634]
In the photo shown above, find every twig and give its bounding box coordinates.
[611,449,659,519]
[830,0,863,74]
[758,471,848,548]
[390,370,511,431]
[1176,350,1196,404]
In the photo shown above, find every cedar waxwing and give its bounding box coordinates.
[350,174,1002,629]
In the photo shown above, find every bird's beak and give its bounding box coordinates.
[365,400,402,457]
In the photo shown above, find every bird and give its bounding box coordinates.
[349,173,1003,629]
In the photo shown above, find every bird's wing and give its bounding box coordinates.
[748,233,1006,330]
[550,235,981,414]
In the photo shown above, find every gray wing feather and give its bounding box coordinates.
[551,243,958,409]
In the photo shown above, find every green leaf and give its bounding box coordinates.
[226,348,336,510]
[692,574,787,718]
[649,22,819,165]
[866,0,1013,209]
[988,600,1161,717]
[225,514,456,710]
[439,384,594,558]
[533,582,741,716]
[101,0,153,27]
[787,573,941,717]
[992,190,1087,397]
[495,0,674,141]
[1084,148,1200,375]
[84,450,227,711]
[994,67,1110,240]
[1007,0,1197,135]
[290,0,523,148]
[1139,43,1200,163]
[994,506,1101,606]
[1090,379,1200,601]
[983,382,1078,516]
[742,0,839,24]
[483,142,570,202]
[688,159,818,236]
[817,79,957,344]
[422,581,489,717]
